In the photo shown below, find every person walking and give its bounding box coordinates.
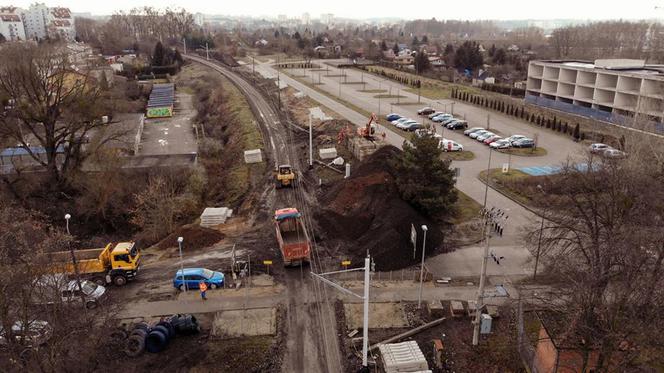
[199,281,208,301]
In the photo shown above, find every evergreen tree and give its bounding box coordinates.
[152,41,166,66]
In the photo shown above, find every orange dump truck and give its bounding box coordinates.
[274,208,311,266]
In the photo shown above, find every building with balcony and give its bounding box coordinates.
[0,6,26,41]
[526,59,664,134]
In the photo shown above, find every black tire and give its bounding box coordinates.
[152,325,171,342]
[156,321,175,338]
[85,301,98,309]
[178,284,185,291]
[133,322,150,333]
[92,277,106,286]
[125,335,146,357]
[131,328,148,340]
[210,283,217,290]
[145,330,167,353]
[113,275,127,286]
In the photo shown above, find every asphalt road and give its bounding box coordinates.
[254,59,589,279]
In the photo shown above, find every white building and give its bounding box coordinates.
[194,12,204,26]
[21,3,49,40]
[301,12,310,25]
[0,6,26,41]
[526,59,664,134]
[320,13,334,25]
[20,4,75,41]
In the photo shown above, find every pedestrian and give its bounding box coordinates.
[199,281,208,301]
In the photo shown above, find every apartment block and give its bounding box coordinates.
[526,59,664,134]
[0,6,25,41]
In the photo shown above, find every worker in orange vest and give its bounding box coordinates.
[199,281,208,301]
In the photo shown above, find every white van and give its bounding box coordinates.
[440,139,464,152]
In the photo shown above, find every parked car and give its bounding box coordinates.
[444,119,459,128]
[386,113,401,121]
[414,129,441,139]
[440,139,464,152]
[490,139,512,149]
[173,268,225,291]
[476,132,496,142]
[401,122,423,131]
[417,107,435,115]
[392,118,410,126]
[603,148,627,158]
[441,118,459,126]
[428,111,445,119]
[448,120,468,130]
[464,127,485,136]
[470,130,491,139]
[505,135,527,145]
[0,320,52,347]
[397,120,419,129]
[432,114,453,123]
[513,138,535,148]
[484,135,502,145]
[34,275,107,309]
[590,143,611,154]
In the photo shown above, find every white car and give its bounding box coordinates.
[470,130,491,139]
[506,135,527,145]
[590,143,611,154]
[490,139,512,149]
[440,139,463,152]
[392,118,410,126]
[464,127,484,136]
[397,120,419,129]
[603,148,627,158]
[0,320,52,347]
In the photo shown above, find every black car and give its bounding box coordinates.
[448,121,468,130]
[417,107,435,115]
[513,138,535,148]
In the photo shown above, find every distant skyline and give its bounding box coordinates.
[7,0,664,21]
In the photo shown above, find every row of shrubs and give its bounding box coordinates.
[480,82,526,98]
[358,66,422,89]
[452,88,585,141]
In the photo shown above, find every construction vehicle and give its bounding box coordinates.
[41,242,140,286]
[274,164,297,188]
[274,208,311,267]
[357,113,378,139]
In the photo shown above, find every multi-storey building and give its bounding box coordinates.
[21,2,49,40]
[19,3,75,41]
[526,59,664,134]
[0,6,25,41]
[47,7,75,40]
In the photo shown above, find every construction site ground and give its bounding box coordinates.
[104,56,525,372]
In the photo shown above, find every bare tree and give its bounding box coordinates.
[0,43,107,184]
[527,143,664,370]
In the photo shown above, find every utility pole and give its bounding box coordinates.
[178,237,186,293]
[205,43,209,60]
[473,146,493,345]
[487,113,491,129]
[309,113,313,168]
[451,102,455,115]
[417,225,428,308]
[277,56,281,110]
[311,255,372,368]
[65,214,87,305]
[183,38,187,55]
[534,185,546,280]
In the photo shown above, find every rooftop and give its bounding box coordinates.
[535,59,664,77]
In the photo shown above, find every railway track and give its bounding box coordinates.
[185,54,342,373]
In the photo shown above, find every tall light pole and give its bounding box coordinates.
[417,225,428,309]
[534,185,546,280]
[65,214,87,305]
[177,236,186,293]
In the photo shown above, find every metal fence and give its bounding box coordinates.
[517,300,541,373]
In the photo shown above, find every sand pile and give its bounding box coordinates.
[316,146,446,270]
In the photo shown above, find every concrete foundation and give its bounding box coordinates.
[244,149,263,164]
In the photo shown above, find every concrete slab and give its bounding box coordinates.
[212,307,277,337]
[139,93,197,156]
[344,302,408,329]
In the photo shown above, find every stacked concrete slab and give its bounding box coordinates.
[200,207,233,227]
[346,136,386,161]
[319,147,337,160]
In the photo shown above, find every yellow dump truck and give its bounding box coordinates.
[43,242,140,286]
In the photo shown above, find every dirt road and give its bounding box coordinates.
[184,54,342,373]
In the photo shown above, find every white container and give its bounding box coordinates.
[319,147,337,160]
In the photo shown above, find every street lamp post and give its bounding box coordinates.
[65,214,87,305]
[417,225,428,309]
[177,237,186,293]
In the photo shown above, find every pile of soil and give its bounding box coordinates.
[315,146,447,270]
[155,224,225,251]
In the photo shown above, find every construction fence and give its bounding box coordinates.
[516,300,541,373]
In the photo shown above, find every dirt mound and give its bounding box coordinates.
[316,146,447,270]
[155,224,225,251]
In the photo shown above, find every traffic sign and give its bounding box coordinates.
[341,260,351,266]
[263,260,273,265]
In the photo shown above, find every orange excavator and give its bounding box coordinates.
[337,113,378,144]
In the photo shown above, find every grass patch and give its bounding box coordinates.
[374,94,406,99]
[392,101,423,106]
[405,86,451,100]
[479,168,534,206]
[359,89,387,93]
[441,151,476,161]
[497,147,548,157]
[451,189,483,225]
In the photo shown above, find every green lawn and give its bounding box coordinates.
[451,190,483,225]
[441,151,476,161]
[497,147,548,157]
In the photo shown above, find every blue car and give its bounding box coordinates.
[173,268,225,291]
[386,113,401,121]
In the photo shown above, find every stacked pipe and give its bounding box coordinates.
[124,314,200,357]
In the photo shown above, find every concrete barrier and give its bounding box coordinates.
[244,149,263,164]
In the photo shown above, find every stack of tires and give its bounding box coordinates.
[124,314,200,357]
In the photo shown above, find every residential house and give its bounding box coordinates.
[0,6,25,41]
[395,54,414,65]
[382,49,395,60]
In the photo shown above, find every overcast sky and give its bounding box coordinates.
[9,0,664,20]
